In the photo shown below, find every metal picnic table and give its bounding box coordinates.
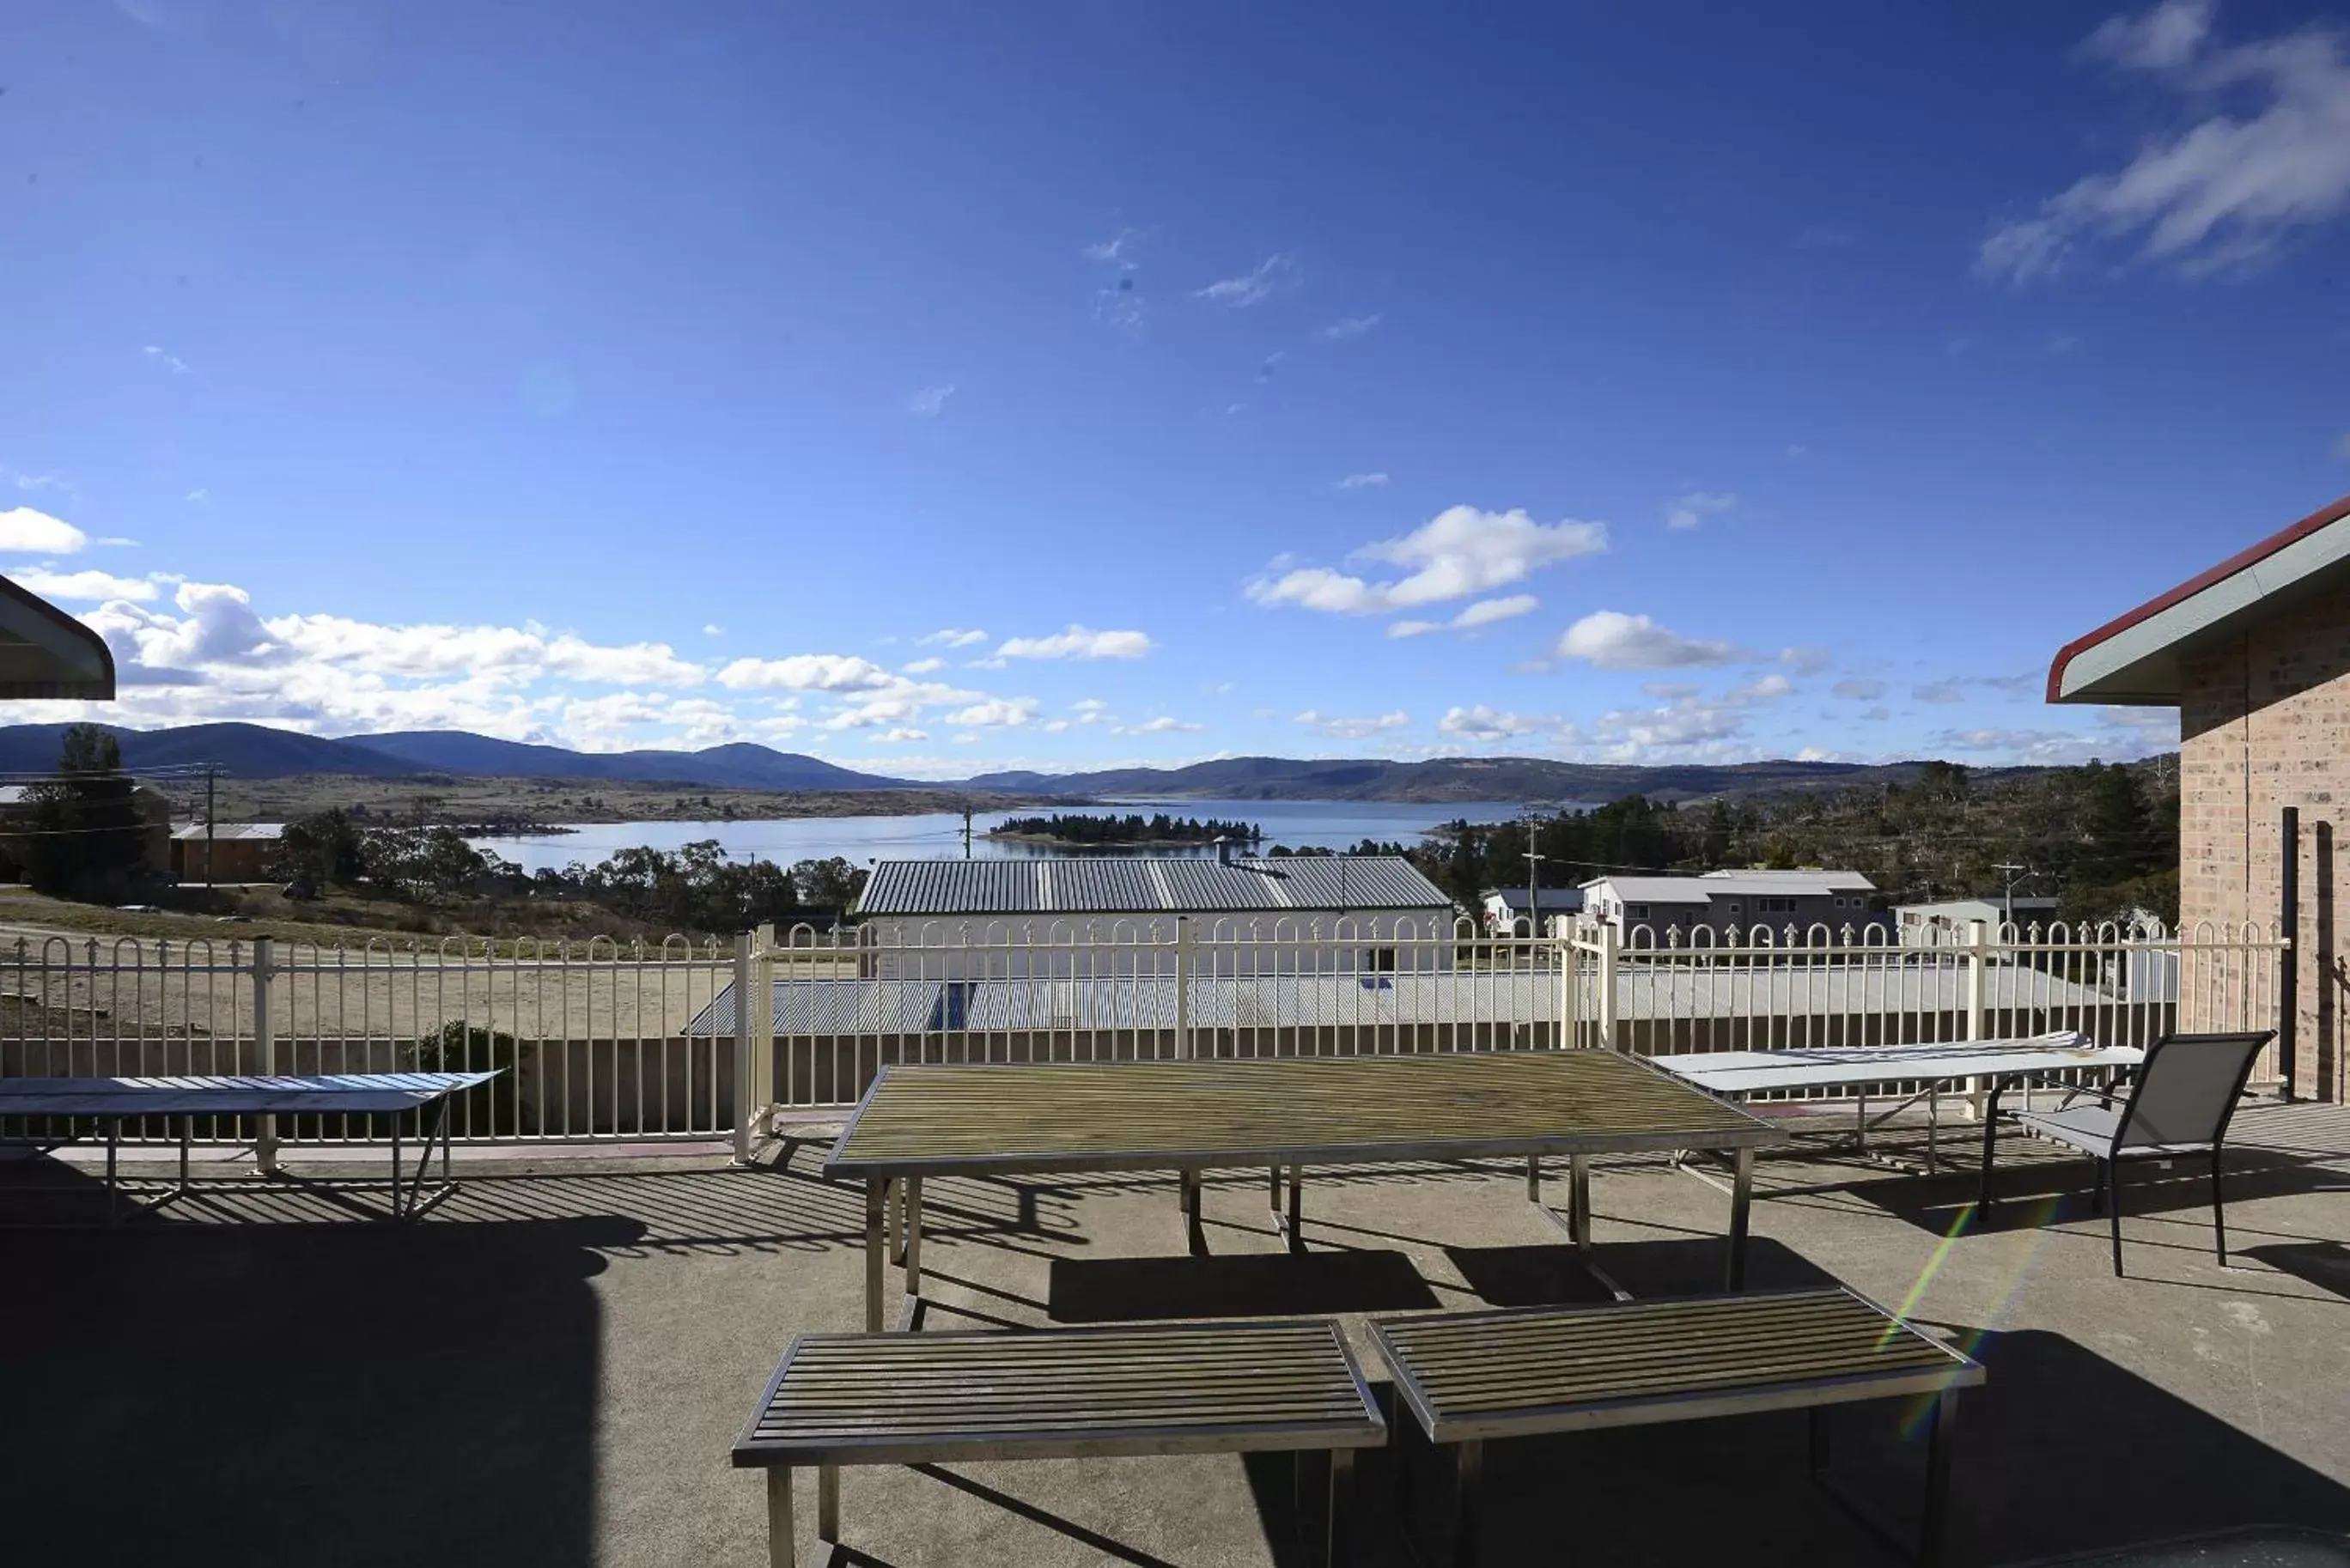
[0,1071,502,1223]
[823,1049,1779,1330]
[1653,1032,2144,1175]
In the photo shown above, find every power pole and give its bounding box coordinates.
[205,765,217,890]
[961,803,973,860]
[1992,861,2028,928]
[1524,850,1545,937]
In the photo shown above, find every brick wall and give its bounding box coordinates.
[2178,582,2350,1100]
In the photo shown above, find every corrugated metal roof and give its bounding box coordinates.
[1589,872,1872,902]
[170,823,285,842]
[855,855,1450,916]
[683,962,2130,1037]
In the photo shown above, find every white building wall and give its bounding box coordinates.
[865,910,1459,979]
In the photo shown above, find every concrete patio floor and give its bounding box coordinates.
[4,1103,2347,1567]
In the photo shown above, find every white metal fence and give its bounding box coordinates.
[0,915,2288,1155]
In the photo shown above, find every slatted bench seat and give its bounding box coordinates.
[1371,1288,1984,1567]
[731,1318,1389,1568]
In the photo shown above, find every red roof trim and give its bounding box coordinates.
[2046,491,2350,702]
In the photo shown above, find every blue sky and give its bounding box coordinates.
[3,0,2347,776]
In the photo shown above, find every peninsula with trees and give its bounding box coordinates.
[987,812,1263,848]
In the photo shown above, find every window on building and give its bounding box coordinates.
[1757,896,1797,915]
[1627,903,1651,921]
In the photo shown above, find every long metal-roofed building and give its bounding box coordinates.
[852,853,1460,977]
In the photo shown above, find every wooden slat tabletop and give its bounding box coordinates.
[1373,1288,1983,1442]
[733,1319,1388,1467]
[825,1050,1773,1177]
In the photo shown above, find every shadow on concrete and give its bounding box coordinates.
[1843,1147,2343,1245]
[1235,1328,2350,1566]
[1048,1249,1439,1322]
[2243,1241,2350,1303]
[1,1209,642,1568]
[1447,1235,1840,1306]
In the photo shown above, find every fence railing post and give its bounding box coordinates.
[732,930,756,1165]
[251,937,278,1175]
[1596,921,1620,1053]
[1556,916,1576,1049]
[1963,919,1990,1120]
[1172,915,1192,1061]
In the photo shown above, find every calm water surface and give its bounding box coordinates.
[471,798,1542,874]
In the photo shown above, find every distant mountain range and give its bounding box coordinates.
[0,721,2008,805]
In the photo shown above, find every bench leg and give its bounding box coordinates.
[1182,1169,1205,1256]
[1725,1146,1754,1291]
[766,1466,794,1568]
[1452,1439,1483,1568]
[1525,1154,1540,1202]
[818,1462,840,1544]
[1288,1165,1304,1255]
[887,1176,904,1267]
[904,1177,923,1295]
[865,1179,886,1333]
[1568,1153,1592,1249]
[1921,1389,1957,1568]
[1326,1446,1354,1567]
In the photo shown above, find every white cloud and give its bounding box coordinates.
[1321,313,1383,340]
[1832,678,1887,701]
[2333,432,2350,459]
[0,506,90,554]
[907,384,955,417]
[1780,646,1832,677]
[995,624,1152,660]
[1981,1,2350,282]
[1386,593,1540,639]
[184,488,208,503]
[869,728,929,744]
[1437,706,1569,743]
[715,654,898,692]
[1336,472,1390,489]
[1249,506,1606,617]
[1641,682,1701,700]
[1196,253,1298,307]
[1859,706,1892,722]
[1113,715,1204,734]
[1665,491,1738,531]
[1453,594,1539,629]
[702,623,723,636]
[942,698,1038,727]
[1785,444,1809,459]
[1722,673,1794,704]
[900,657,945,674]
[918,628,989,647]
[1557,611,1744,670]
[143,343,190,374]
[1071,697,1110,716]
[1083,228,1145,268]
[1294,708,1410,739]
[12,568,158,601]
[1913,679,1968,704]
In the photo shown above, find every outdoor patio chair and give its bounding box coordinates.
[1976,1030,2274,1276]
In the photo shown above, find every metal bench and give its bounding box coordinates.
[1371,1288,1984,1567]
[731,1318,1388,1567]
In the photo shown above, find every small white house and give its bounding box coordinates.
[855,854,1459,978]
[1478,886,1584,934]
[1892,896,2061,945]
[1580,870,1885,942]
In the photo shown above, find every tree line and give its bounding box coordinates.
[990,812,1263,846]
[272,810,867,934]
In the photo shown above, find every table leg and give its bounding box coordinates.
[1525,1154,1540,1202]
[1726,1146,1754,1291]
[1452,1439,1483,1568]
[904,1176,923,1295]
[767,1466,794,1568]
[864,1179,886,1333]
[1327,1446,1355,1567]
[1287,1164,1304,1255]
[1569,1153,1592,1250]
[1927,1084,1941,1176]
[1269,1164,1281,1209]
[1921,1389,1957,1568]
[818,1462,840,1544]
[106,1122,119,1226]
[1182,1169,1206,1257]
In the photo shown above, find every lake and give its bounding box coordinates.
[470,798,1542,874]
